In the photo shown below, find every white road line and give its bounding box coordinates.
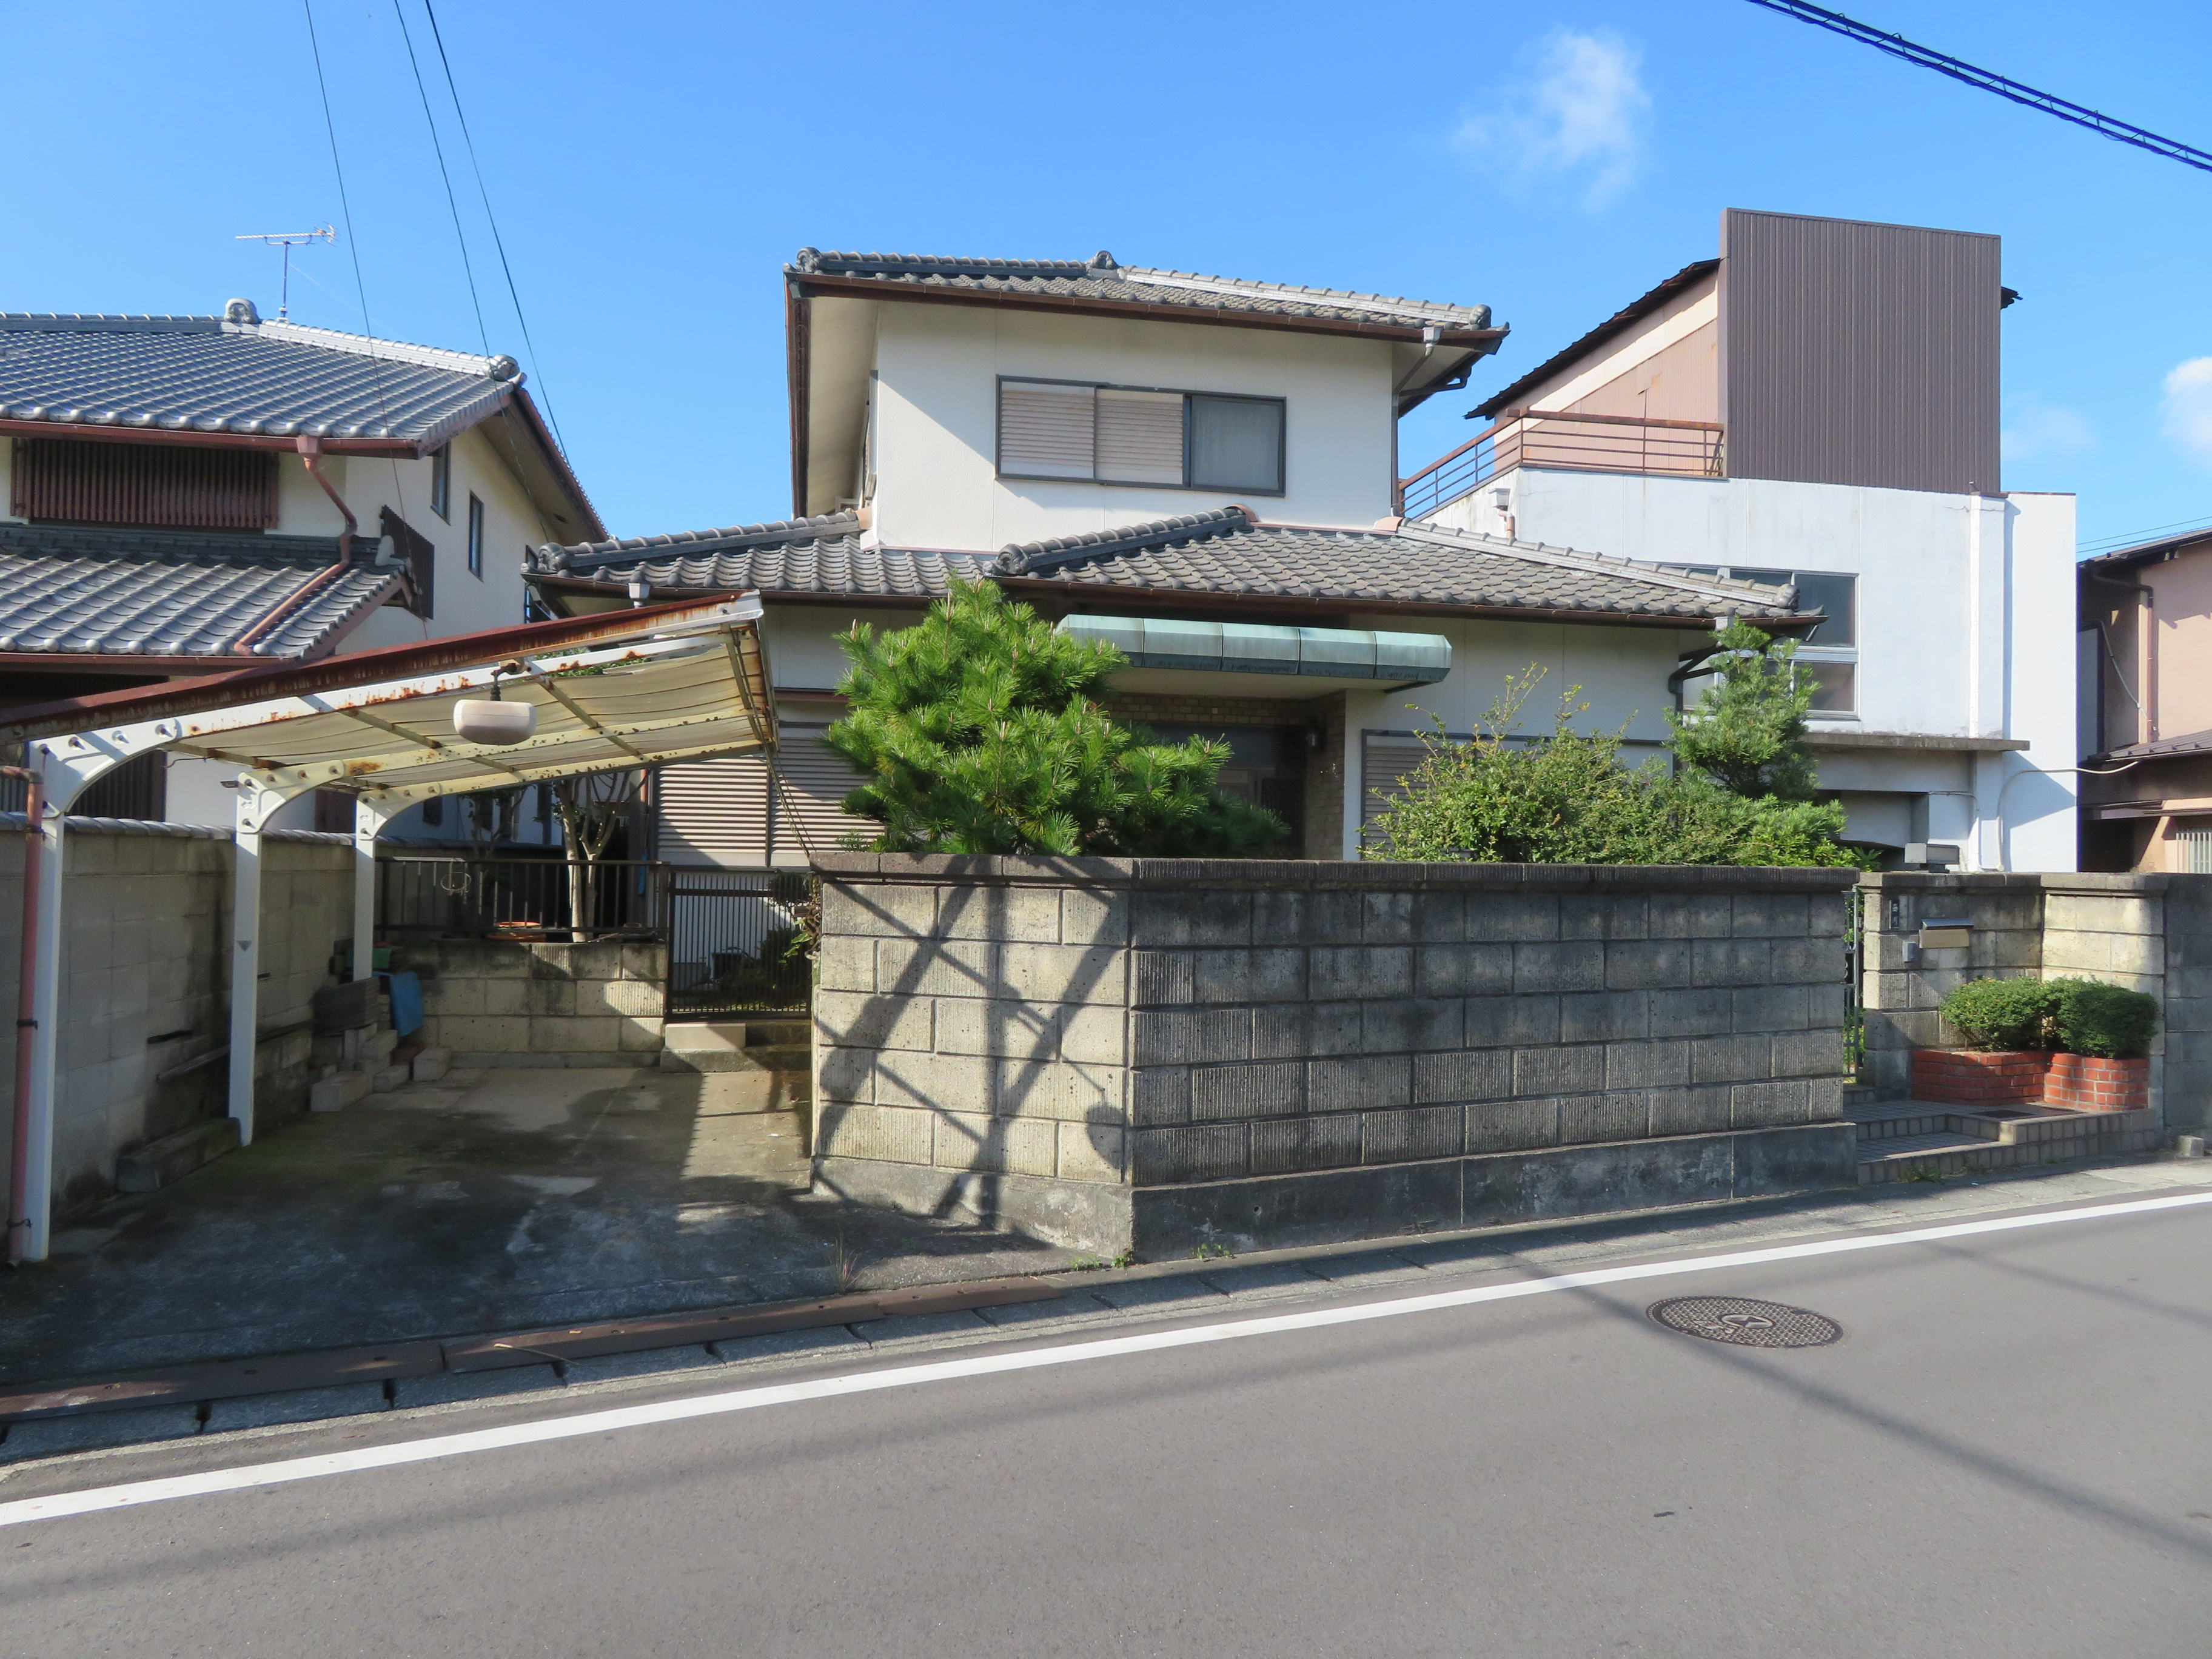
[6,1187,2210,1529]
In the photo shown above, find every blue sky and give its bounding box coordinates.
[10,1,2210,550]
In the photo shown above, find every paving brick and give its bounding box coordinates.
[1560,1091,1651,1144]
[1413,1048,1513,1104]
[1250,1113,1363,1174]
[1192,1061,1307,1121]
[1513,1044,1605,1098]
[1513,941,1606,994]
[204,1382,387,1431]
[1309,1054,1412,1112]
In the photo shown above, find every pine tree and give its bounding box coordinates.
[1664,620,1820,801]
[823,581,1286,857]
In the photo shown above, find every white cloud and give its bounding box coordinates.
[1455,30,1651,210]
[2000,398,2096,465]
[2163,357,2212,467]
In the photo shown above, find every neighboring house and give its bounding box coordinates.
[1404,208,2077,873]
[0,300,602,837]
[529,247,1823,862]
[2076,527,2212,870]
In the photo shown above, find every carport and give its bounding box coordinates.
[4,595,776,1261]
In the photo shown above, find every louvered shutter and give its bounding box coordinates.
[998,381,1096,478]
[657,756,774,865]
[771,726,876,857]
[1096,390,1185,484]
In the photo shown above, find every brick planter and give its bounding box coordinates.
[2043,1054,2150,1111]
[1911,1048,2052,1107]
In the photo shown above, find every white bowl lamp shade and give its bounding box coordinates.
[452,698,537,745]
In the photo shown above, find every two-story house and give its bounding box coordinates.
[0,299,602,836]
[528,249,1820,862]
[1404,208,2078,873]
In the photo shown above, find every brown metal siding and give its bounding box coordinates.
[1719,210,2001,495]
[11,438,278,529]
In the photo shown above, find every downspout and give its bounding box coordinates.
[4,765,42,1266]
[233,437,358,657]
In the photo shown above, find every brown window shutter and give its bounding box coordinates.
[997,381,1096,479]
[11,439,277,530]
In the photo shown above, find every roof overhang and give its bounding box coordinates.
[1057,614,1449,695]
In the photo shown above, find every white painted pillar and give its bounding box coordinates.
[352,797,392,984]
[20,767,67,1264]
[228,778,311,1145]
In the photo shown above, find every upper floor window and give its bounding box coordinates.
[1669,564,1857,714]
[466,492,485,578]
[12,438,276,531]
[997,378,1285,495]
[429,444,452,520]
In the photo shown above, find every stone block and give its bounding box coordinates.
[999,942,1126,1005]
[994,1059,1122,1122]
[816,1102,933,1164]
[204,1382,387,1431]
[1133,888,1252,947]
[1410,891,1466,942]
[1192,1060,1307,1121]
[1732,985,1810,1034]
[1059,1004,1128,1065]
[370,1062,410,1093]
[1464,893,1560,943]
[616,1016,665,1052]
[1731,1078,1812,1128]
[1560,893,1649,940]
[1690,1034,1771,1084]
[1250,888,1362,947]
[1361,997,1463,1053]
[1513,940,1606,994]
[310,1070,374,1112]
[1732,893,1810,938]
[1310,945,1413,1001]
[1465,1096,1563,1153]
[816,990,933,1052]
[2045,892,2159,937]
[1462,994,1561,1048]
[1647,891,1732,939]
[1604,1039,1690,1091]
[1131,951,1195,1007]
[534,1016,620,1055]
[421,977,487,1017]
[1647,1084,1735,1138]
[822,880,935,939]
[1806,982,1848,1031]
[1560,990,1648,1043]
[1413,1048,1512,1104]
[115,1116,239,1192]
[1061,887,1130,948]
[1361,1104,1463,1164]
[816,1045,873,1105]
[1513,1044,1605,1098]
[1130,1123,1249,1184]
[1131,1007,1252,1067]
[1308,1054,1412,1113]
[1806,1075,1845,1121]
[1731,1122,1858,1198]
[1195,947,1307,1004]
[1361,890,1417,943]
[873,1050,991,1113]
[1253,1000,1362,1059]
[1605,940,1694,991]
[1767,937,1844,985]
[1416,942,1512,997]
[1771,1028,1846,1080]
[938,884,1063,942]
[1692,938,1772,987]
[875,937,995,999]
[1057,1120,1125,1182]
[407,1047,452,1085]
[575,978,665,1018]
[935,997,1060,1060]
[814,934,876,994]
[1130,1068,1190,1126]
[1463,1131,1738,1228]
[1560,1091,1650,1145]
[933,1111,1056,1177]
[1251,1114,1362,1175]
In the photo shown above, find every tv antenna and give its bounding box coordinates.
[233,226,336,320]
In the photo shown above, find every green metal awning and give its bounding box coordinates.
[1057,615,1450,692]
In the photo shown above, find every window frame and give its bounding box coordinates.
[429,444,452,521]
[995,375,1287,497]
[466,492,485,578]
[1662,561,1859,717]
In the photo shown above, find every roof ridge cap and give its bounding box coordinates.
[244,318,515,380]
[996,507,1253,574]
[1120,267,1490,323]
[1391,520,1800,605]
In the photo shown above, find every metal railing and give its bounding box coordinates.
[1397,409,1724,520]
[376,855,667,940]
[666,866,814,1016]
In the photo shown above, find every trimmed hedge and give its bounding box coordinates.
[1937,976,2159,1059]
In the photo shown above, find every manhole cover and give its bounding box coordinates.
[1647,1296,1842,1349]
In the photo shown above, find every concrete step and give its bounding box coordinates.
[115,1118,240,1193]
[1857,1105,2162,1184]
[746,1021,810,1048]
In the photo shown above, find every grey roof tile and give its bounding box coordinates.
[788,249,1493,335]
[0,310,520,446]
[530,513,996,598]
[0,525,403,659]
[994,508,1806,622]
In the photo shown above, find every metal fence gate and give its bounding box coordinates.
[665,866,814,1017]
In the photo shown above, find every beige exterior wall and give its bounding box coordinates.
[1507,274,1718,423]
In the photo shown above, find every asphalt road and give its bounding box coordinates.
[7,1192,2212,1658]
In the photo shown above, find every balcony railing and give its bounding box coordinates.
[1397,409,1724,521]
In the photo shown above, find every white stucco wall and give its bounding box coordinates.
[868,304,1398,552]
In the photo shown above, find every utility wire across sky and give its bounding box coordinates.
[1743,0,2212,175]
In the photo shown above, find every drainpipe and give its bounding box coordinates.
[233,437,358,657]
[4,765,43,1266]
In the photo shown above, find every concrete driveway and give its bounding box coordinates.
[0,1066,1063,1385]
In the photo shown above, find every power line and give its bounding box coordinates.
[1741,0,2212,175]
[394,0,488,354]
[2080,512,2212,557]
[421,0,569,455]
[300,0,379,342]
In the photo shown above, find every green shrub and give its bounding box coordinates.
[2048,977,2159,1059]
[1939,977,2057,1051]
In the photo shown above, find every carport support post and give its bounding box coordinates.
[228,778,310,1145]
[351,798,392,984]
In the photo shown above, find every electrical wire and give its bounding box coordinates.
[2079,512,2212,557]
[1741,0,2212,175]
[421,0,569,455]
[394,0,488,355]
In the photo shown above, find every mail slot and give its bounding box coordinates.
[1919,917,1973,950]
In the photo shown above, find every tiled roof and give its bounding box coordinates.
[2094,726,2212,762]
[993,508,1806,622]
[0,307,521,446]
[0,524,403,659]
[529,513,996,599]
[787,249,1494,335]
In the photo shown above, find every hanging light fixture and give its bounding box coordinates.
[452,662,536,745]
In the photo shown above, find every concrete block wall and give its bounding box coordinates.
[814,854,1861,1255]
[395,937,667,1067]
[0,820,353,1218]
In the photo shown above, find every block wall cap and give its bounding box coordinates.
[817,855,1857,893]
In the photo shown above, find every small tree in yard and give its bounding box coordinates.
[824,581,1284,857]
[553,768,641,937]
[1665,620,1820,800]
